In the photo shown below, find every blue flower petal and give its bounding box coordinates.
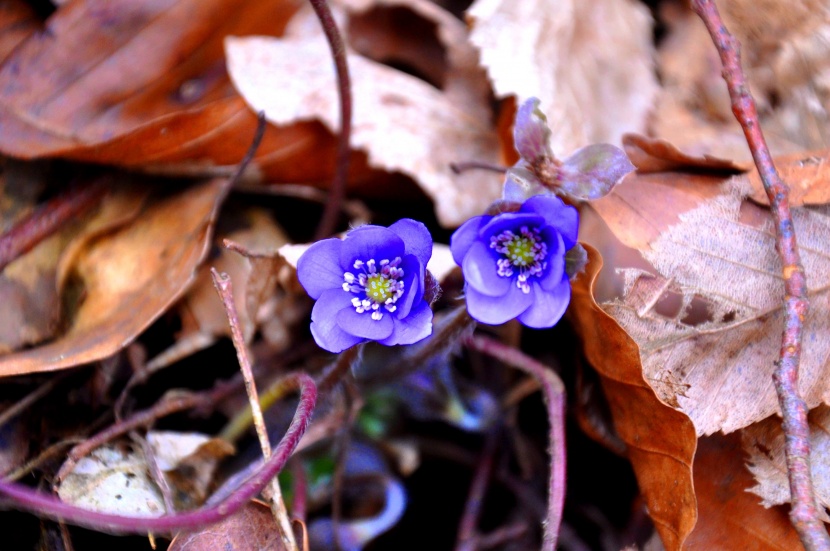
[461,241,511,297]
[395,255,423,319]
[538,231,565,291]
[450,215,491,265]
[336,307,395,340]
[517,278,570,328]
[379,301,433,346]
[341,225,405,268]
[310,288,364,352]
[297,238,346,300]
[479,212,545,242]
[388,219,433,266]
[465,283,533,325]
[519,195,579,250]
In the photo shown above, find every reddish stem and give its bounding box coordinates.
[309,0,352,240]
[0,374,317,535]
[690,2,828,549]
[455,431,499,551]
[0,177,108,273]
[465,335,566,551]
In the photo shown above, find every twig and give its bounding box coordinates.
[0,374,317,535]
[449,161,508,175]
[0,374,69,429]
[689,2,828,549]
[455,430,499,551]
[0,177,108,273]
[132,431,175,514]
[474,522,529,551]
[55,382,237,485]
[211,269,297,551]
[308,0,353,240]
[466,335,566,551]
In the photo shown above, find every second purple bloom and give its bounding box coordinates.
[450,195,578,328]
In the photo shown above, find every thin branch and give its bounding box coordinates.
[211,269,297,551]
[689,2,828,549]
[466,335,566,551]
[309,0,353,240]
[0,177,108,273]
[0,373,317,535]
[0,374,69,429]
[455,430,499,551]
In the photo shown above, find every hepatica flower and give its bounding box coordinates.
[297,220,433,353]
[451,195,578,328]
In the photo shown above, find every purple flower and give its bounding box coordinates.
[504,98,635,202]
[450,195,578,328]
[297,219,434,353]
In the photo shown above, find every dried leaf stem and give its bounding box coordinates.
[309,0,352,240]
[211,268,297,551]
[0,176,108,273]
[455,430,499,551]
[465,335,565,551]
[0,373,317,535]
[690,1,829,548]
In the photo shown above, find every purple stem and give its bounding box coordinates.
[309,0,352,240]
[0,373,317,535]
[690,2,828,549]
[466,335,566,551]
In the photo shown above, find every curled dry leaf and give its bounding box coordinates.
[745,148,830,207]
[685,433,800,549]
[622,133,749,174]
[225,0,501,227]
[0,179,229,376]
[57,445,167,518]
[600,180,830,436]
[570,246,697,551]
[467,0,657,154]
[0,0,360,183]
[168,500,287,551]
[743,405,830,519]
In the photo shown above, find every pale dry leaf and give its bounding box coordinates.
[743,405,830,520]
[225,0,501,227]
[57,445,166,517]
[605,180,830,436]
[467,0,657,154]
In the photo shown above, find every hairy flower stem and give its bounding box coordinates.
[0,176,108,274]
[0,373,317,534]
[465,335,565,551]
[690,2,828,549]
[211,269,297,550]
[309,0,352,240]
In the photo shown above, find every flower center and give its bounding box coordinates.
[342,257,405,321]
[490,226,548,294]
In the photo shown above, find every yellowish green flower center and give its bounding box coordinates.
[366,274,395,303]
[506,238,536,267]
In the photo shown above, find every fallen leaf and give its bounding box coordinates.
[168,500,286,550]
[745,149,830,207]
[225,0,501,226]
[467,0,657,154]
[622,133,749,174]
[57,444,166,518]
[599,179,830,436]
[685,432,800,549]
[0,0,362,185]
[743,405,830,519]
[0,178,229,376]
[147,431,234,510]
[570,246,697,550]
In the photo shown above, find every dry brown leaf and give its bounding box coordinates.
[652,3,811,162]
[570,246,697,551]
[622,133,749,174]
[0,1,38,65]
[225,0,501,227]
[685,432,800,549]
[0,0,368,184]
[746,149,830,207]
[168,500,286,551]
[743,405,830,518]
[599,179,830,436]
[0,179,229,376]
[467,0,657,154]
